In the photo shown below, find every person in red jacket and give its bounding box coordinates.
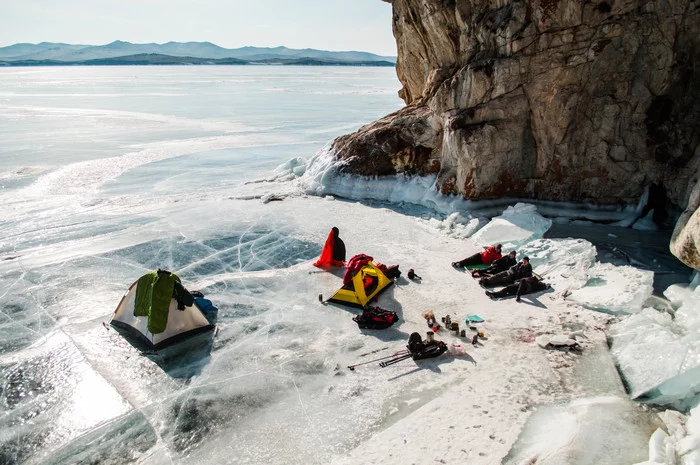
[452,244,502,268]
[314,227,346,268]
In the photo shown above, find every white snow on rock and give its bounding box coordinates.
[298,147,465,213]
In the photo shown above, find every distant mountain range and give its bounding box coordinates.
[0,41,396,67]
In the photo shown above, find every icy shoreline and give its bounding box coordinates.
[291,147,664,225]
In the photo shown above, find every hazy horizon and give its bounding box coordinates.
[0,40,397,58]
[1,0,397,56]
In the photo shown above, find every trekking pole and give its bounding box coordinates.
[347,350,409,371]
[379,353,414,368]
[357,346,391,358]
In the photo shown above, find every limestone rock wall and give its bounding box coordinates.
[332,0,700,268]
[671,167,700,269]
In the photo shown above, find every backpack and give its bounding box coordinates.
[352,306,399,329]
[412,341,448,360]
[375,263,401,280]
[406,332,448,360]
[384,265,401,280]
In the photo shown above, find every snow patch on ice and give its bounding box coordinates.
[673,273,700,334]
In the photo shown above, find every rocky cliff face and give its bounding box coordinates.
[333,0,700,269]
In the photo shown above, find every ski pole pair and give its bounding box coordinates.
[379,352,413,367]
[347,349,409,371]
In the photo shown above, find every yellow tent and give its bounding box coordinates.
[328,261,394,308]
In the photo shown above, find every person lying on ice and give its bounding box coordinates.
[485,275,550,301]
[452,243,502,268]
[479,256,532,287]
[313,227,346,268]
[471,250,517,277]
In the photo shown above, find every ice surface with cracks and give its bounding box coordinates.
[2,66,698,465]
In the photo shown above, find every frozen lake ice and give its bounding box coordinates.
[0,66,698,465]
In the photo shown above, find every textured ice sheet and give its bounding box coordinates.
[566,262,654,314]
[0,331,131,464]
[610,276,700,409]
[503,396,655,465]
[519,238,597,291]
[671,274,700,334]
[470,203,553,249]
[634,398,700,465]
[417,211,487,239]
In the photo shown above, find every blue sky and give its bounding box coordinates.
[1,0,397,56]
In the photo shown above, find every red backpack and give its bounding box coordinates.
[352,306,399,329]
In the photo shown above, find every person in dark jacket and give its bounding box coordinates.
[485,276,550,301]
[479,256,532,287]
[331,227,346,263]
[472,250,517,277]
[452,244,502,268]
